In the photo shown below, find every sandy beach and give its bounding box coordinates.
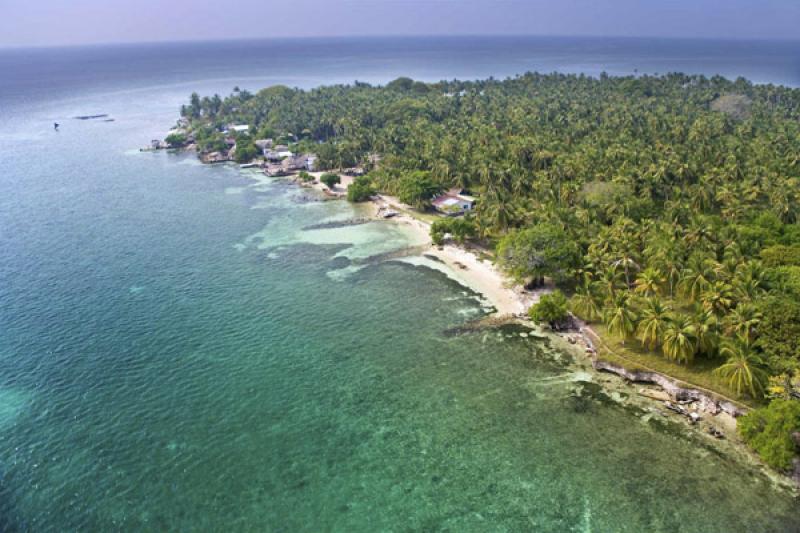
[294,174,536,315]
[278,171,799,493]
[298,172,356,197]
[368,194,537,316]
[366,193,786,478]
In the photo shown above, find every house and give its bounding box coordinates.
[432,189,475,215]
[204,151,230,164]
[305,154,317,171]
[281,154,308,173]
[230,124,249,133]
[264,149,293,161]
[279,153,318,173]
[344,167,366,177]
[255,139,273,150]
[265,163,288,177]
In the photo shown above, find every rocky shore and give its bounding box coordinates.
[591,359,748,417]
[156,151,800,491]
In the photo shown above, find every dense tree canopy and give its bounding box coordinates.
[320,173,341,190]
[528,290,569,327]
[181,72,800,371]
[430,217,477,245]
[346,175,375,202]
[182,73,800,467]
[738,400,800,470]
[497,224,580,283]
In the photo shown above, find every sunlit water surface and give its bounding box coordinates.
[0,37,798,531]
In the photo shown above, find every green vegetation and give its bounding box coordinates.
[233,136,260,163]
[181,72,800,470]
[298,171,314,183]
[738,400,800,470]
[593,324,753,403]
[164,132,187,147]
[192,126,228,153]
[715,338,769,398]
[320,173,341,190]
[430,217,477,245]
[396,171,441,209]
[528,290,569,327]
[347,175,375,202]
[496,224,579,284]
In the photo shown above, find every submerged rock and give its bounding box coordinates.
[303,218,373,230]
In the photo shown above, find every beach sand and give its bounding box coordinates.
[298,172,356,197]
[366,195,777,476]
[281,171,795,492]
[368,195,536,316]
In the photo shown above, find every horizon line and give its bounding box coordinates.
[2,32,800,51]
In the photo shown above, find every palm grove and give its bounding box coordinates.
[180,72,800,471]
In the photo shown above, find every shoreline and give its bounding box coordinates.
[367,194,537,316]
[243,167,798,492]
[356,193,799,493]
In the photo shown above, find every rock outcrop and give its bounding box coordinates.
[592,358,748,417]
[792,457,800,487]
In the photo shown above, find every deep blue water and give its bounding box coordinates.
[0,36,798,531]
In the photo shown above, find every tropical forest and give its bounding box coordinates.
[179,72,800,473]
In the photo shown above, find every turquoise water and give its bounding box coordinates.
[1,38,799,531]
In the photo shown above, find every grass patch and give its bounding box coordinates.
[590,324,760,408]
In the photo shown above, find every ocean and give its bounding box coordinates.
[0,36,798,531]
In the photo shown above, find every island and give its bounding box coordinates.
[167,73,800,485]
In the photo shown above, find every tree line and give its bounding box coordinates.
[180,71,800,471]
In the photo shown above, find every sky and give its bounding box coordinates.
[1,0,798,48]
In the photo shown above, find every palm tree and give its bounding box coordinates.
[661,256,683,299]
[603,293,637,343]
[700,281,735,315]
[661,314,697,364]
[679,255,716,302]
[715,338,768,398]
[691,306,719,358]
[477,191,519,235]
[724,303,762,345]
[612,254,640,288]
[634,267,664,298]
[636,298,672,351]
[732,261,767,302]
[569,281,603,322]
[684,219,716,254]
[598,267,624,303]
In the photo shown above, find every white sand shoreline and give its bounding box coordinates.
[265,170,797,493]
[367,195,538,316]
[291,172,536,316]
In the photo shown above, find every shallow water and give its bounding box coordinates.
[0,38,798,531]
